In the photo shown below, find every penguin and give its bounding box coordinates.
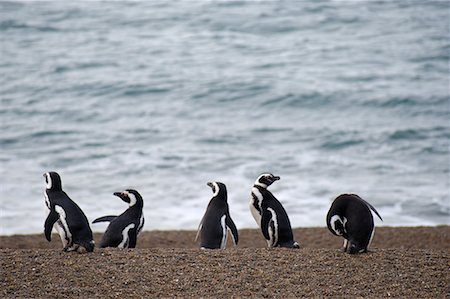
[250,173,299,248]
[326,193,383,254]
[93,189,144,248]
[43,171,94,252]
[195,182,238,249]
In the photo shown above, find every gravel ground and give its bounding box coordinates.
[1,226,449,298]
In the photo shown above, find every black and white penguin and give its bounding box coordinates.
[43,171,94,252]
[93,189,144,248]
[195,182,238,249]
[250,173,299,248]
[326,193,383,254]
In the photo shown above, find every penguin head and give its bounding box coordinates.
[113,189,143,207]
[43,171,62,191]
[329,215,347,236]
[254,173,280,188]
[207,181,227,199]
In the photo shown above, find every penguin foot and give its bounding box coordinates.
[76,246,87,254]
[82,240,95,252]
[347,244,367,254]
[278,242,300,249]
[64,244,79,252]
[342,239,349,252]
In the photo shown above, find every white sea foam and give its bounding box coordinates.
[0,1,449,235]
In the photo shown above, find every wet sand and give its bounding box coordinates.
[1,226,449,298]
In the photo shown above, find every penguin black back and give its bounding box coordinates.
[326,194,383,254]
[93,189,144,248]
[196,182,238,249]
[43,171,94,252]
[250,173,299,249]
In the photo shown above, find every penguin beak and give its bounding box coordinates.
[113,192,130,203]
[207,182,213,188]
[273,176,280,181]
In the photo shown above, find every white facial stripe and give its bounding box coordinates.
[220,215,227,249]
[127,192,137,207]
[119,223,136,248]
[254,174,268,188]
[254,173,273,188]
[55,205,72,247]
[330,215,347,236]
[212,182,219,198]
[267,207,278,247]
[330,215,340,234]
[250,187,263,227]
[45,173,52,189]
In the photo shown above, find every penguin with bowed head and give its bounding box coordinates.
[93,189,144,248]
[326,193,383,254]
[195,182,238,249]
[250,173,299,248]
[43,171,95,253]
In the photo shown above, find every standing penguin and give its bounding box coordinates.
[43,171,94,252]
[93,189,144,248]
[326,193,383,254]
[195,182,238,249]
[250,173,299,248]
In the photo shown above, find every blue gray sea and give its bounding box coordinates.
[1,1,449,235]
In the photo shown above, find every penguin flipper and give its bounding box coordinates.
[195,222,202,242]
[351,194,383,221]
[260,210,272,241]
[44,209,59,242]
[367,203,383,222]
[361,199,383,221]
[93,215,117,223]
[225,215,239,246]
[128,229,137,248]
[137,217,145,234]
[195,215,204,242]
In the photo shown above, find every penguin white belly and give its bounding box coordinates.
[250,188,263,227]
[220,215,227,249]
[118,223,136,248]
[54,205,72,248]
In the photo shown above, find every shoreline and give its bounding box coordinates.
[1,226,449,250]
[1,226,449,298]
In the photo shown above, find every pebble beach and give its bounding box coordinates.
[1,226,449,298]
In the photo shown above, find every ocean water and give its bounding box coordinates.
[1,1,449,235]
